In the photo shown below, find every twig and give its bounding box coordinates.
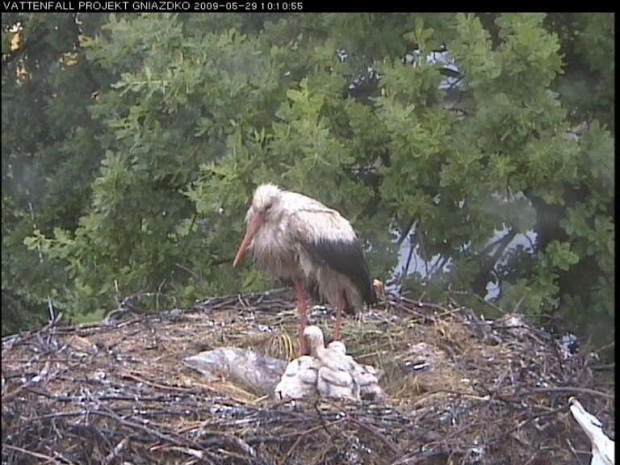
[103,438,128,465]
[417,225,430,278]
[282,419,345,463]
[120,371,196,393]
[348,416,402,456]
[219,433,275,465]
[530,386,615,400]
[565,438,581,464]
[396,219,416,247]
[2,380,36,402]
[175,263,210,290]
[449,289,506,315]
[399,296,453,313]
[591,363,615,371]
[2,444,69,465]
[401,240,415,280]
[88,409,197,448]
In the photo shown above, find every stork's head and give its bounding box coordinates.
[327,340,347,355]
[233,183,283,267]
[249,183,281,217]
[303,325,326,357]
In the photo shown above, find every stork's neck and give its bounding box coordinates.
[309,341,328,361]
[251,215,287,254]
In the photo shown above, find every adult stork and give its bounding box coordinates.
[233,183,376,354]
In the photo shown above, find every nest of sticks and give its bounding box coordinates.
[1,288,614,464]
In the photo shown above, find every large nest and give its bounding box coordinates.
[1,289,614,464]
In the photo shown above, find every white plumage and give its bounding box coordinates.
[234,184,375,354]
[325,339,385,399]
[273,326,385,402]
[351,363,386,401]
[304,326,359,401]
[569,397,614,465]
[274,356,320,400]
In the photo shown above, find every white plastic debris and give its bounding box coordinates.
[569,397,614,465]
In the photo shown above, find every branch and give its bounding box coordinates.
[88,409,197,448]
[486,228,517,265]
[348,416,402,457]
[396,219,416,247]
[530,386,615,400]
[175,262,210,289]
[401,240,415,281]
[2,444,68,465]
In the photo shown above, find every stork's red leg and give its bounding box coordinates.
[293,280,309,356]
[334,291,347,341]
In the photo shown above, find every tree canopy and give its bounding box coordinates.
[2,13,614,355]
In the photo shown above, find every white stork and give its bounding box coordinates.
[233,183,376,354]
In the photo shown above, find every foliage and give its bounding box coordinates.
[2,13,614,352]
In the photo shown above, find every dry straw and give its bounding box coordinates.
[1,288,614,464]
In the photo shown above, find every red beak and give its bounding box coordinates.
[233,213,264,267]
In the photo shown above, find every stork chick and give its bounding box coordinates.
[304,326,359,401]
[328,338,385,401]
[274,356,320,400]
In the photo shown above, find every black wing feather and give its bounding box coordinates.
[302,238,376,309]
